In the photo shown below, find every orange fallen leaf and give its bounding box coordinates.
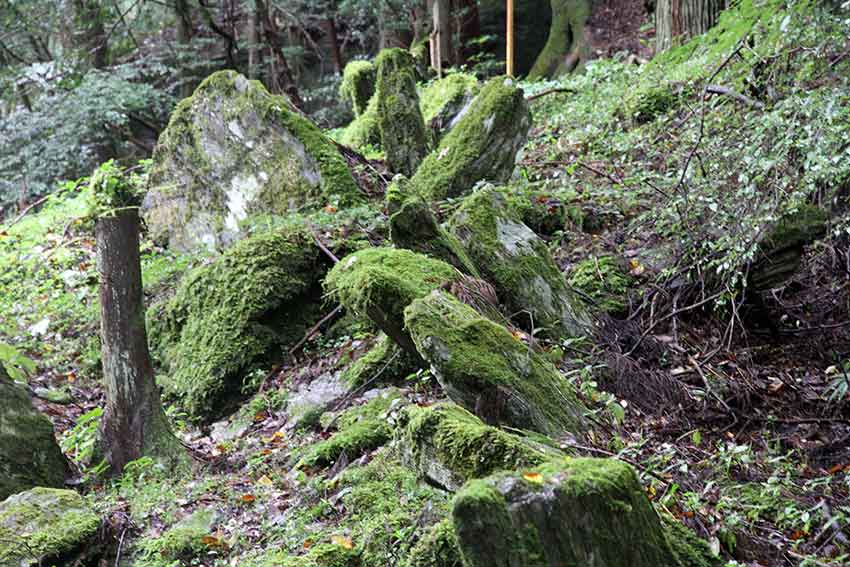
[241,494,256,503]
[66,372,76,383]
[522,472,544,484]
[331,535,354,550]
[201,535,224,547]
[790,529,808,541]
[828,462,849,475]
[303,538,314,550]
[324,205,338,213]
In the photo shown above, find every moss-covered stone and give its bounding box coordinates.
[143,70,361,252]
[503,186,582,236]
[404,290,586,437]
[411,77,532,201]
[0,377,67,500]
[340,94,381,150]
[325,247,460,358]
[147,224,325,420]
[341,333,421,388]
[448,188,592,338]
[567,255,634,317]
[375,49,429,176]
[400,402,559,491]
[387,177,480,276]
[419,73,480,143]
[452,459,719,567]
[135,508,216,567]
[339,60,377,117]
[403,519,463,567]
[0,487,100,566]
[624,83,685,124]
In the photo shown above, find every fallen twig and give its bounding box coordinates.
[705,84,764,109]
[526,87,577,102]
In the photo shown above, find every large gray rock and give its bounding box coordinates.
[452,459,718,567]
[0,374,66,500]
[404,290,586,437]
[448,188,592,339]
[0,487,100,566]
[143,70,360,252]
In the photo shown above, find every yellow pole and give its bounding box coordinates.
[506,0,515,76]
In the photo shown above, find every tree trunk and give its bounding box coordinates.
[324,17,344,74]
[528,0,590,80]
[429,0,452,74]
[655,0,727,53]
[456,0,481,65]
[96,209,185,475]
[175,0,193,98]
[256,0,303,107]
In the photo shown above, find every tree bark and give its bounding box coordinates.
[456,0,481,65]
[324,17,344,74]
[655,0,727,53]
[528,0,590,80]
[255,0,304,107]
[429,0,452,74]
[96,209,185,475]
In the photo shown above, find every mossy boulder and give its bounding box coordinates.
[339,60,376,117]
[340,95,381,150]
[325,247,461,359]
[143,70,360,252]
[448,188,592,339]
[419,73,480,143]
[0,377,67,500]
[404,290,586,437]
[400,402,560,491]
[376,49,429,176]
[452,458,718,567]
[0,487,100,566]
[147,224,325,420]
[567,255,634,317]
[341,333,421,388]
[411,77,531,201]
[403,519,463,567]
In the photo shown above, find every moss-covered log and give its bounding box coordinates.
[404,290,586,437]
[528,0,591,80]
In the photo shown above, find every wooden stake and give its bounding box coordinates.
[506,0,514,76]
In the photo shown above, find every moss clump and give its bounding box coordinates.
[419,73,479,143]
[452,458,719,567]
[411,77,532,201]
[135,509,216,567]
[400,403,557,490]
[341,334,421,388]
[147,224,324,420]
[0,487,100,565]
[624,83,684,124]
[375,48,429,176]
[325,247,460,357]
[567,256,633,317]
[404,290,587,437]
[254,543,359,567]
[339,60,376,117]
[0,378,67,500]
[299,390,404,468]
[448,188,591,339]
[403,519,462,567]
[340,95,381,150]
[503,186,582,236]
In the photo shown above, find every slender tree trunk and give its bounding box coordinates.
[255,0,303,107]
[175,0,193,98]
[248,6,260,79]
[324,17,344,74]
[528,0,590,80]
[655,0,727,53]
[429,0,452,74]
[457,0,481,65]
[97,209,185,475]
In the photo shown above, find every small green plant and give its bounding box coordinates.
[0,342,36,382]
[60,407,108,480]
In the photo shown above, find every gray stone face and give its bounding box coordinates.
[286,371,349,428]
[142,70,358,253]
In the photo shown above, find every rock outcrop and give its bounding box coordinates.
[0,371,66,500]
[420,73,479,143]
[143,70,360,252]
[404,290,586,437]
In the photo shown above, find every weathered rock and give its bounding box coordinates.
[411,77,531,201]
[341,334,421,388]
[452,459,718,567]
[143,70,360,252]
[0,488,100,566]
[376,49,429,176]
[400,402,560,491]
[404,290,586,437]
[0,375,66,500]
[448,188,592,338]
[286,371,349,429]
[748,203,827,291]
[567,255,634,317]
[325,247,460,360]
[387,176,479,276]
[339,60,376,117]
[147,225,325,420]
[419,73,480,143]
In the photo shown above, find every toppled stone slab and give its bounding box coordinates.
[452,458,718,567]
[411,77,531,201]
[143,70,360,252]
[0,487,100,566]
[0,373,66,500]
[419,73,480,143]
[448,188,592,339]
[404,290,586,437]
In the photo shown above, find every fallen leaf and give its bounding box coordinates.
[256,475,274,487]
[241,494,256,503]
[522,472,544,484]
[331,535,354,550]
[201,535,224,548]
[324,205,337,214]
[303,538,314,550]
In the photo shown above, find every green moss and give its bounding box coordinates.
[567,256,633,316]
[0,487,100,565]
[404,290,586,436]
[339,60,376,117]
[341,334,420,388]
[503,186,582,236]
[147,224,324,420]
[403,519,462,567]
[411,77,532,201]
[419,73,480,143]
[135,509,216,567]
[401,403,557,489]
[253,543,359,567]
[623,83,685,124]
[339,95,381,150]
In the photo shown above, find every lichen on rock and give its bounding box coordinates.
[448,188,592,339]
[419,73,480,143]
[404,290,587,437]
[0,375,67,500]
[452,458,719,567]
[147,224,325,421]
[0,487,100,566]
[410,77,532,201]
[339,60,376,117]
[143,70,360,252]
